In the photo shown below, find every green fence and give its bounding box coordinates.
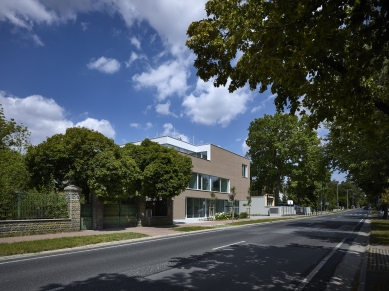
[104,203,137,228]
[0,192,68,220]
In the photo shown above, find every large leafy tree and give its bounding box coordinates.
[122,139,193,199]
[186,0,389,127]
[247,113,326,205]
[0,105,30,215]
[326,114,389,217]
[87,148,141,202]
[25,127,118,198]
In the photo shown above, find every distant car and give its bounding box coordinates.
[363,206,368,210]
[378,210,384,218]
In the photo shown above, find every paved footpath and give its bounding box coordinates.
[0,216,276,243]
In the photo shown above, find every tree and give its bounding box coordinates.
[326,116,389,217]
[122,139,193,199]
[186,0,389,128]
[25,127,117,198]
[87,148,141,202]
[0,105,30,152]
[247,113,326,205]
[0,105,30,216]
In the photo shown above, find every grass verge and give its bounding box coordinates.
[0,232,148,257]
[370,218,389,246]
[171,226,218,232]
[227,218,290,226]
[171,218,290,232]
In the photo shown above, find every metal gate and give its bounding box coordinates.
[103,203,137,228]
[80,204,92,230]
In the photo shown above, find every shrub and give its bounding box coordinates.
[239,212,248,219]
[215,212,230,220]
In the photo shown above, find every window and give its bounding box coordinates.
[188,173,198,189]
[211,176,220,192]
[187,172,229,193]
[201,174,210,191]
[242,164,248,178]
[220,178,229,193]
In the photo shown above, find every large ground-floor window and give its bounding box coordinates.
[186,197,239,218]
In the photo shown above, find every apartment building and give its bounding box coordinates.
[134,136,250,220]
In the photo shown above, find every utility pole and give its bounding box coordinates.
[336,182,339,209]
[321,181,323,215]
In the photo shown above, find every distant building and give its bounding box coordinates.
[133,136,250,220]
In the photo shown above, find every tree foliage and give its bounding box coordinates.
[325,114,389,217]
[0,105,30,152]
[122,139,193,199]
[247,113,326,205]
[186,0,389,127]
[87,148,141,202]
[25,127,118,197]
[0,105,30,196]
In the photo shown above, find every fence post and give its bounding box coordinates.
[64,185,81,231]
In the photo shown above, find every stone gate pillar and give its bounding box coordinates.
[64,185,81,231]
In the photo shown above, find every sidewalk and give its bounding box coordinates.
[0,216,275,243]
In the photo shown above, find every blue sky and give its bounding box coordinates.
[0,1,344,180]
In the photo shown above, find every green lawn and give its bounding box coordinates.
[0,232,148,256]
[171,226,218,232]
[171,217,290,232]
[370,218,389,246]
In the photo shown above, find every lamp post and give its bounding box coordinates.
[347,189,351,209]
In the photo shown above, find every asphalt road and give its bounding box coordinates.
[0,209,368,291]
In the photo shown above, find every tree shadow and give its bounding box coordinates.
[38,273,186,291]
[36,218,368,291]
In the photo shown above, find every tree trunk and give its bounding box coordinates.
[384,204,388,220]
[274,182,280,206]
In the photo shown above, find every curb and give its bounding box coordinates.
[357,217,371,291]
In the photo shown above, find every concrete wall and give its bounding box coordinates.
[239,196,271,216]
[173,145,250,219]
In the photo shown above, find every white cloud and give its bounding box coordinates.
[0,1,207,54]
[76,118,115,138]
[242,139,249,156]
[130,123,140,128]
[145,122,153,130]
[143,105,152,114]
[87,56,121,74]
[81,21,90,31]
[183,79,254,127]
[251,94,276,113]
[162,123,188,142]
[132,60,189,100]
[0,91,115,144]
[125,52,147,68]
[156,101,171,115]
[130,36,141,49]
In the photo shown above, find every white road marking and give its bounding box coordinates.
[295,238,346,291]
[295,218,366,291]
[212,241,245,250]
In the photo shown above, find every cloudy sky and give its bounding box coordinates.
[0,0,280,156]
[0,0,347,185]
